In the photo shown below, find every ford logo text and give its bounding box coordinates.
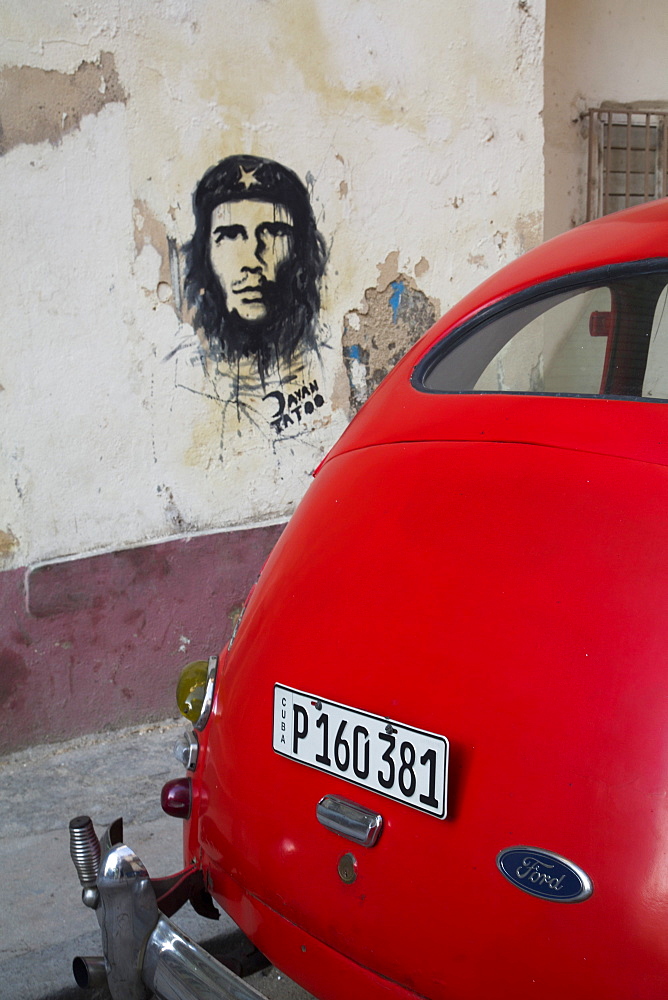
[496,846,593,903]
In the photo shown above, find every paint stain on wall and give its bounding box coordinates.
[156,483,193,534]
[0,52,126,156]
[201,0,428,141]
[0,648,28,710]
[342,253,439,411]
[0,529,19,559]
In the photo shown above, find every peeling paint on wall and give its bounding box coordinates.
[342,253,439,411]
[515,210,543,253]
[133,200,182,314]
[0,52,127,155]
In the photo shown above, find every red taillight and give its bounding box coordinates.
[161,777,192,819]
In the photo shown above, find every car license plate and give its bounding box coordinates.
[273,684,449,818]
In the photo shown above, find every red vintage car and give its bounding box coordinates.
[71,198,668,1000]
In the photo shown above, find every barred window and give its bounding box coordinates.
[587,107,668,221]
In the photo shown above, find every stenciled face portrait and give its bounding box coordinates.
[209,200,294,324]
[184,155,327,386]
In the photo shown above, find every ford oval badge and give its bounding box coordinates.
[496,846,593,903]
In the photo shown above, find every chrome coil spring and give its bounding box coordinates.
[69,815,101,887]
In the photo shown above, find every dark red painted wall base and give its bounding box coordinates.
[0,524,284,754]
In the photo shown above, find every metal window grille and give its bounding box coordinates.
[587,108,668,220]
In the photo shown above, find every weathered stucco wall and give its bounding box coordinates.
[544,0,668,238]
[0,0,545,748]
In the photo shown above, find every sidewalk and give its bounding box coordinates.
[0,717,312,1000]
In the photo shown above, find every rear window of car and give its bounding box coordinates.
[416,262,668,400]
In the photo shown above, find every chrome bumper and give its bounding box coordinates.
[69,815,267,1000]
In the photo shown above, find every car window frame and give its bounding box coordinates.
[412,258,668,402]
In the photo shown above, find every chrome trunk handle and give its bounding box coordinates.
[316,794,383,847]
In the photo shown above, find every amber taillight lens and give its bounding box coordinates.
[176,655,218,729]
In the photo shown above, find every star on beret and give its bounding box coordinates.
[237,165,259,190]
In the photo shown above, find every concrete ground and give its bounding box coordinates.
[0,717,314,1000]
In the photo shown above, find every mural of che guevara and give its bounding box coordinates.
[184,154,327,388]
